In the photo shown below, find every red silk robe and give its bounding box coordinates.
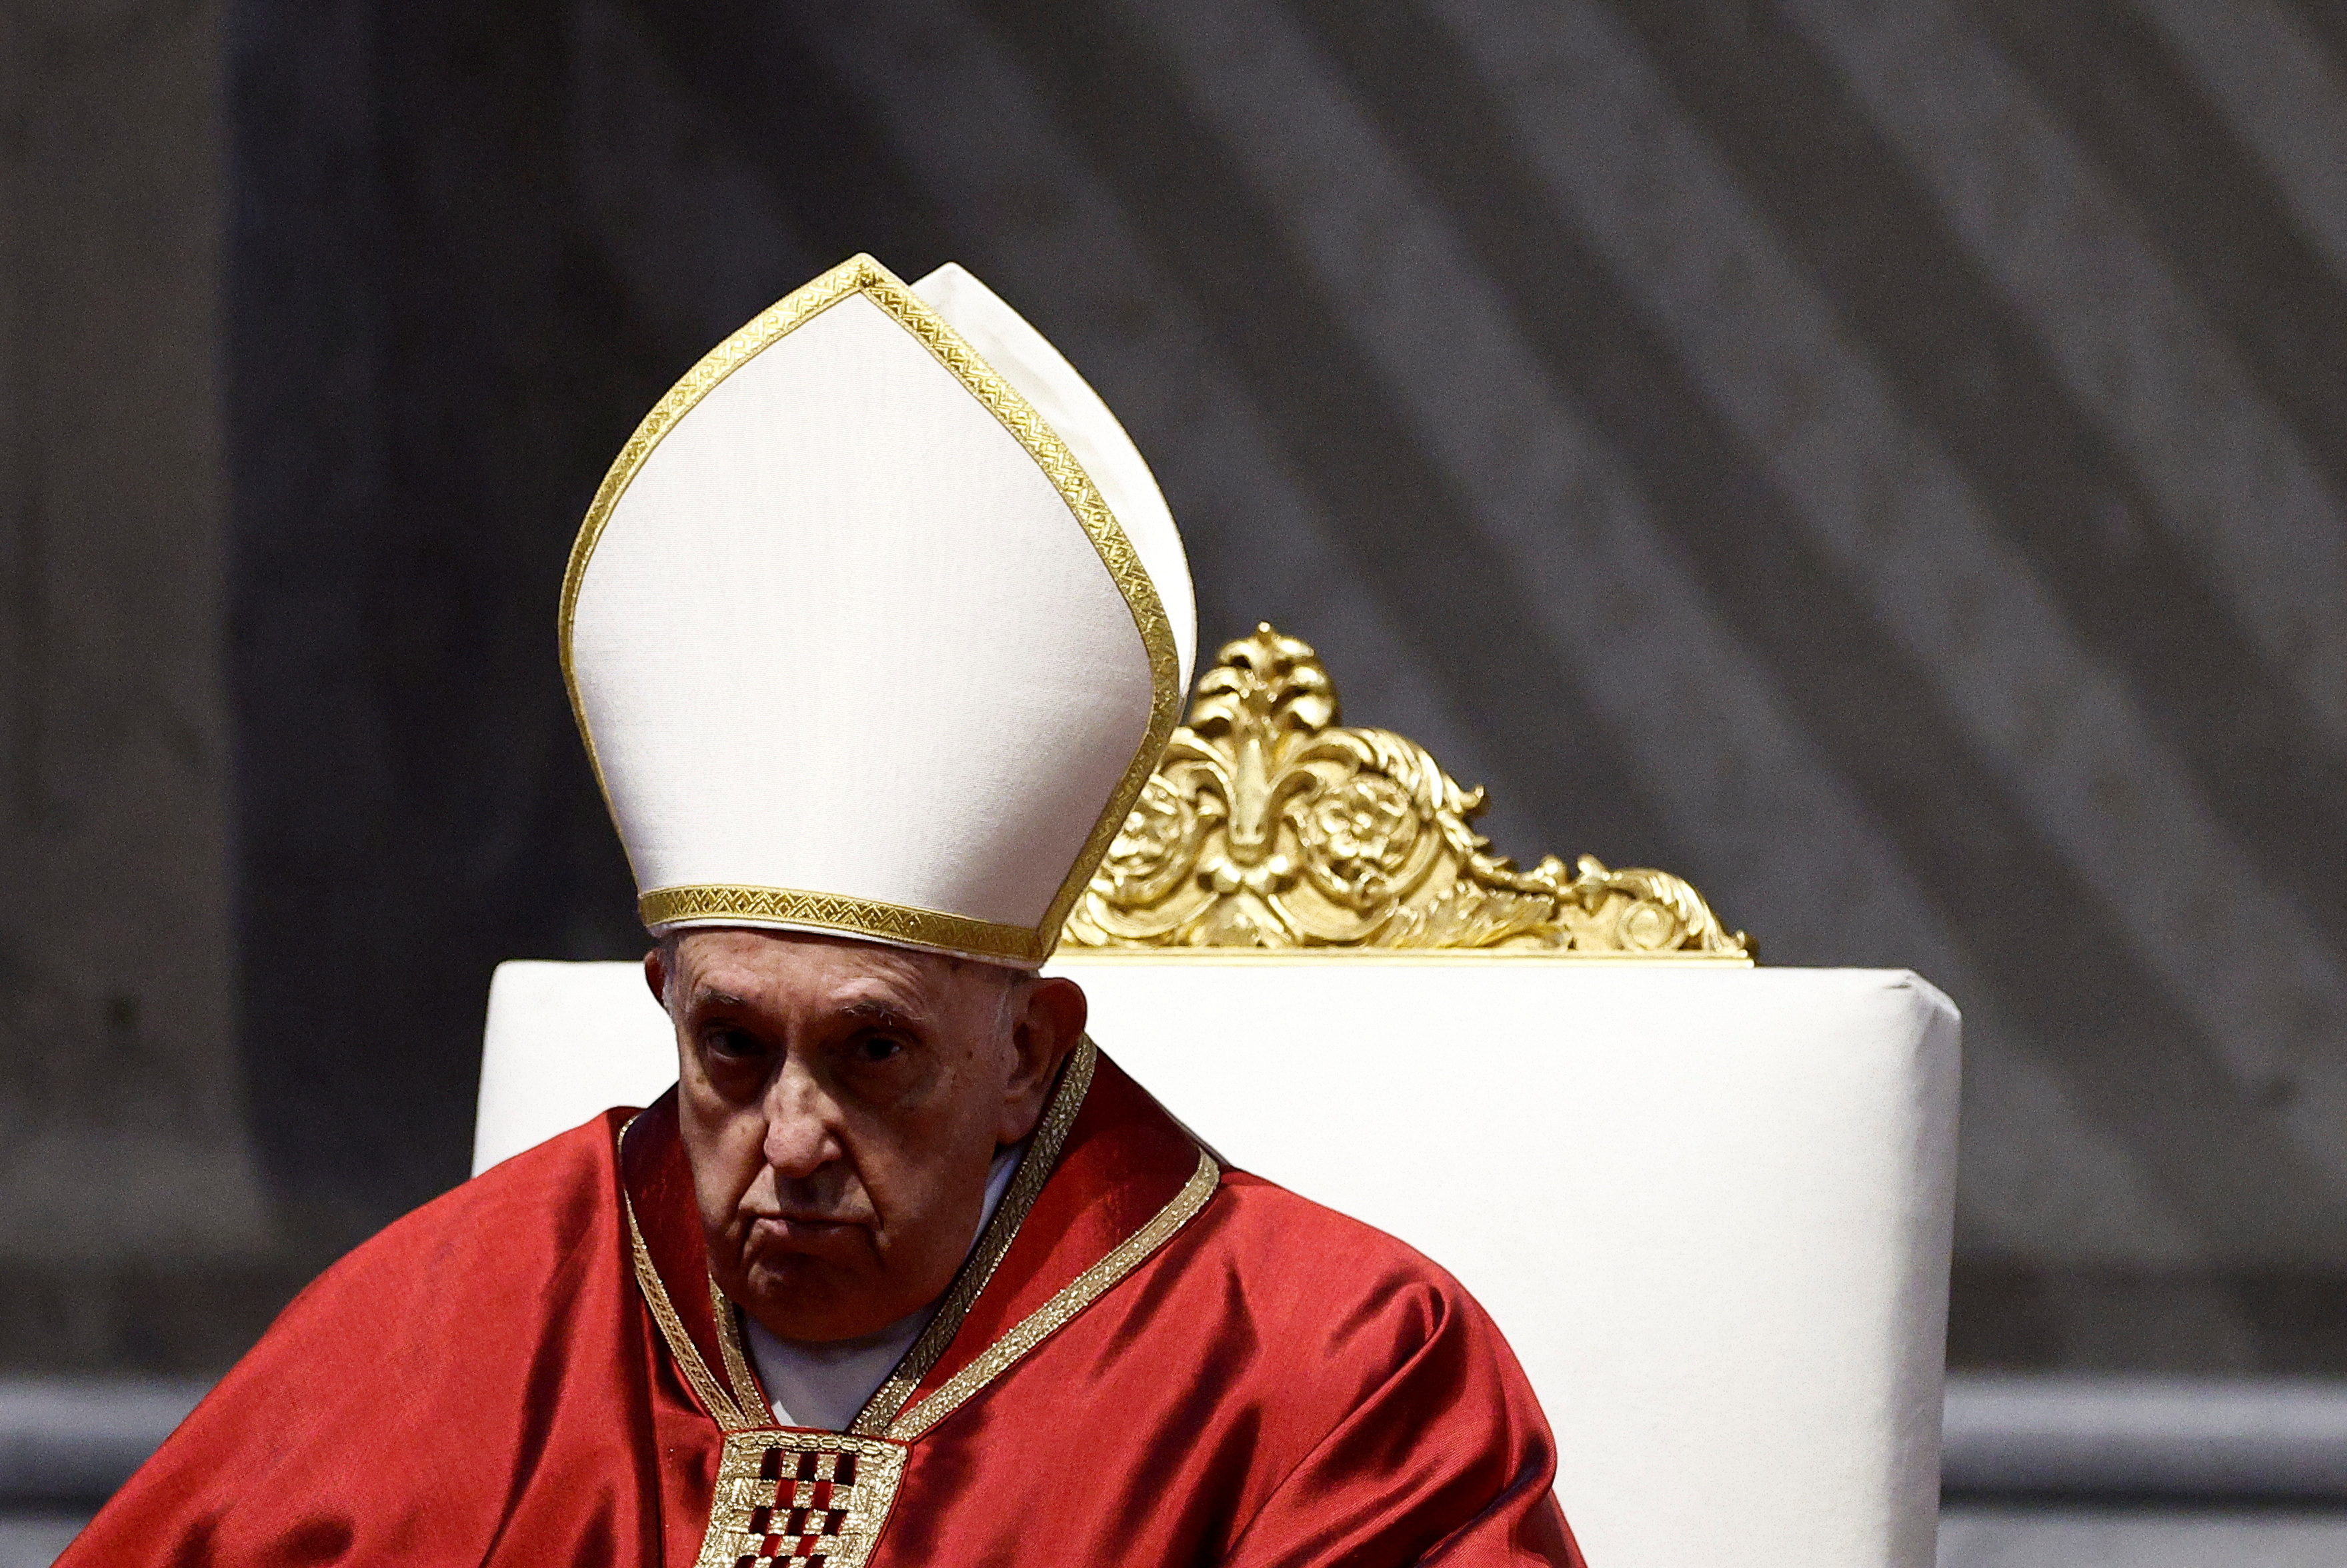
[62,1043,1582,1566]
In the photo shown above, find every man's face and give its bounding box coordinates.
[647,929,1085,1343]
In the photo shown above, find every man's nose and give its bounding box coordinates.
[760,1061,844,1179]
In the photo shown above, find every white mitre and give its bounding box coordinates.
[562,255,1196,966]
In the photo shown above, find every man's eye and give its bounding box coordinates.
[851,1035,904,1065]
[704,1028,763,1060]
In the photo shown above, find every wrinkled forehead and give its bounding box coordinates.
[664,925,1019,1011]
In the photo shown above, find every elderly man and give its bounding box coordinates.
[64,257,1582,1567]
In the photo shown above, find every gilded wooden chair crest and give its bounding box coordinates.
[1062,625,1750,959]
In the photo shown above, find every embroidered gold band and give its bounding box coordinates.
[886,1145,1222,1442]
[851,1039,1097,1435]
[619,1122,752,1432]
[638,885,1048,966]
[711,1275,775,1429]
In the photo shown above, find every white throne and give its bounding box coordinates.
[475,627,1959,1568]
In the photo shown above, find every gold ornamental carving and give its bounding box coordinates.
[1061,625,1752,960]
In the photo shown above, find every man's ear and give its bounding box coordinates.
[997,977,1087,1144]
[643,947,669,1011]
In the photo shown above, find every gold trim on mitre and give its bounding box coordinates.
[635,887,1049,968]
[1061,624,1753,960]
[559,255,1184,965]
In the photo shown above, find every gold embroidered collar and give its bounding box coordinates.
[621,1037,1219,1567]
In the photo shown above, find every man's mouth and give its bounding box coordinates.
[749,1214,862,1247]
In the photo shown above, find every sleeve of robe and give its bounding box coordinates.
[1220,1261,1586,1568]
[49,1113,676,1568]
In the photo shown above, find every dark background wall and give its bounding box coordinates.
[9,0,2347,1375]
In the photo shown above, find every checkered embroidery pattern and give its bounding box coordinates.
[695,1431,908,1568]
[739,1447,856,1567]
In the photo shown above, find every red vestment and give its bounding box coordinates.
[62,1045,1582,1566]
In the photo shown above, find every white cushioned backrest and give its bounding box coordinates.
[474,958,1958,1568]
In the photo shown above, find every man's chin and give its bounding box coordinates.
[735,1254,895,1340]
[741,1248,855,1295]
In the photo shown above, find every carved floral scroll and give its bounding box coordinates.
[1061,625,1751,958]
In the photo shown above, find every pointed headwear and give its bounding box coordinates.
[562,255,1196,967]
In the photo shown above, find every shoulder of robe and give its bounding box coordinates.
[46,1121,652,1567]
[1193,1171,1497,1347]
[263,1108,637,1346]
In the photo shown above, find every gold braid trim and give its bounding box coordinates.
[639,885,1047,967]
[709,1275,775,1428]
[854,265,1183,943]
[849,1039,1097,1435]
[561,257,885,819]
[884,1146,1222,1443]
[619,1116,751,1432]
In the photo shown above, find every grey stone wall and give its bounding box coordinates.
[227,0,653,1257]
[0,0,269,1367]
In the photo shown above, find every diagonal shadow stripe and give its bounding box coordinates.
[2276,0,2347,104]
[621,0,959,277]
[949,0,1677,869]
[1282,0,2347,1258]
[1582,0,2347,946]
[1976,0,2347,529]
[630,0,1654,862]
